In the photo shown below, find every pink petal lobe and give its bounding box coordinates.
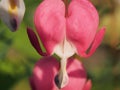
[30,57,87,90]
[83,80,92,90]
[34,0,66,55]
[31,56,59,90]
[27,27,48,56]
[80,27,105,57]
[66,0,99,57]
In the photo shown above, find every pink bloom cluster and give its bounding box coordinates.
[27,0,105,90]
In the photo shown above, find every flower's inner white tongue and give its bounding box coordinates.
[54,38,75,59]
[54,38,75,88]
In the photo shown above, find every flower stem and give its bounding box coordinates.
[64,0,69,17]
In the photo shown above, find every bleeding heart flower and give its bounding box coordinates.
[0,0,25,32]
[27,0,105,88]
[30,56,92,90]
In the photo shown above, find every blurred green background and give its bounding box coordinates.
[0,0,120,90]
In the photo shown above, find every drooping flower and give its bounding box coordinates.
[27,0,105,88]
[30,56,92,90]
[0,0,25,32]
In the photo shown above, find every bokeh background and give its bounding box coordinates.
[0,0,120,90]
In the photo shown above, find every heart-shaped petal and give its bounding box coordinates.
[34,0,66,55]
[66,0,103,57]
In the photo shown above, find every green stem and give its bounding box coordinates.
[64,0,69,17]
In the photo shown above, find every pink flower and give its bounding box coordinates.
[27,0,105,88]
[30,56,92,90]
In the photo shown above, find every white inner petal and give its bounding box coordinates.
[54,38,76,59]
[53,38,76,88]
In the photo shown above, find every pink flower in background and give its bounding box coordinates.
[27,0,105,88]
[30,56,92,90]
